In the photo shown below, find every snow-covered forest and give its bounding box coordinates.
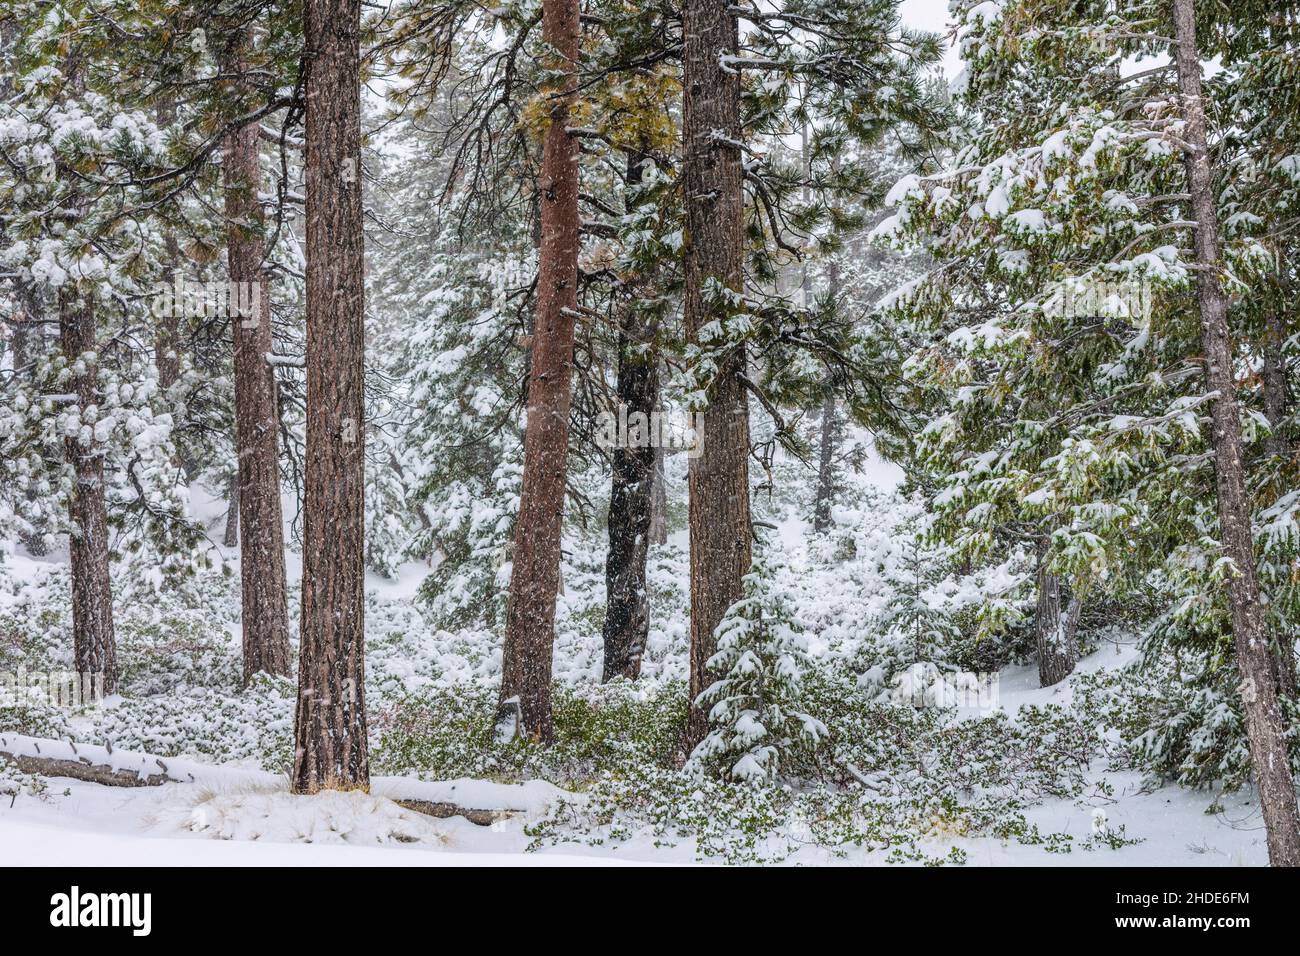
[2,0,1300,873]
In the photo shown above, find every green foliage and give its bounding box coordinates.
[0,753,49,800]
[688,551,827,782]
[93,674,296,774]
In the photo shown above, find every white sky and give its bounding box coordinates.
[898,0,964,78]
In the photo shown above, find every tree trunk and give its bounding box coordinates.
[1174,0,1300,866]
[497,0,580,742]
[649,443,668,545]
[601,153,660,683]
[221,43,291,683]
[59,291,117,699]
[293,0,369,794]
[682,0,751,750]
[1033,537,1077,687]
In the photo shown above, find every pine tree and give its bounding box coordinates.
[218,30,291,682]
[681,0,752,751]
[293,0,370,794]
[1171,0,1299,865]
[877,0,1300,864]
[496,0,583,742]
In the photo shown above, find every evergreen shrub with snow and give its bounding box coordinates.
[687,552,827,783]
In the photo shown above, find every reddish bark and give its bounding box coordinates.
[59,291,117,698]
[293,0,370,793]
[682,0,751,750]
[221,42,291,683]
[497,0,581,741]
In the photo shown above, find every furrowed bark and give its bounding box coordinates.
[1033,537,1077,688]
[1174,0,1300,866]
[221,40,291,683]
[497,0,581,741]
[682,0,751,750]
[59,291,117,698]
[601,153,660,683]
[294,0,370,794]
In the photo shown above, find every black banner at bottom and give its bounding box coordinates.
[3,866,1283,941]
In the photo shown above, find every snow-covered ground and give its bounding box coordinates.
[0,455,1276,866]
[1,646,1271,866]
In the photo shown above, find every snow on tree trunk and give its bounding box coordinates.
[602,152,660,683]
[1033,537,1076,688]
[496,0,581,742]
[59,290,117,698]
[1173,0,1300,866]
[293,0,370,794]
[682,0,751,751]
[221,42,291,683]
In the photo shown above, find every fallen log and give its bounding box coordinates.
[0,737,183,788]
[391,799,507,828]
[0,734,515,826]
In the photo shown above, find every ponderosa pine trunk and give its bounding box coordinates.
[293,0,369,794]
[155,237,183,395]
[496,0,580,741]
[221,43,291,682]
[59,290,117,699]
[1033,537,1077,688]
[1174,0,1300,866]
[601,153,660,683]
[682,0,751,750]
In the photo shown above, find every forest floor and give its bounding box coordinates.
[0,653,1271,866]
[0,461,1277,866]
